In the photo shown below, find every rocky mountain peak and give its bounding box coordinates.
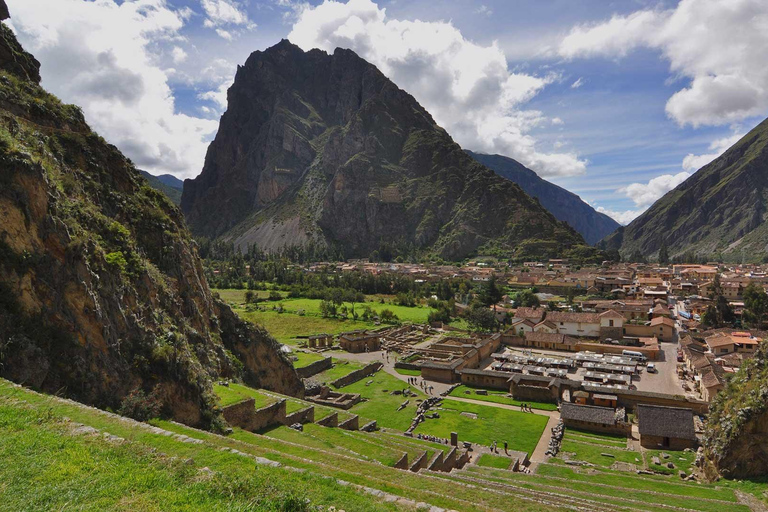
[182,40,593,261]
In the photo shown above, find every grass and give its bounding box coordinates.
[645,449,697,475]
[558,438,641,467]
[235,308,374,345]
[394,368,421,377]
[477,454,513,469]
[415,401,547,456]
[313,360,365,385]
[0,380,397,512]
[291,351,326,368]
[341,371,426,431]
[563,428,628,447]
[448,385,558,411]
[213,383,277,409]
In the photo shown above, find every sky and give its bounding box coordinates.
[6,0,768,224]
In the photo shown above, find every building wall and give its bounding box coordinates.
[555,321,600,337]
[640,434,697,450]
[460,371,510,390]
[562,418,631,436]
[295,357,333,379]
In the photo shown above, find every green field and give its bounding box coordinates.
[394,368,421,376]
[290,351,326,368]
[312,360,366,385]
[449,385,559,411]
[558,434,641,467]
[415,401,548,456]
[477,454,514,469]
[214,288,464,345]
[213,383,277,409]
[341,371,426,431]
[0,381,395,512]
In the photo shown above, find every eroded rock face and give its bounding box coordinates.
[703,343,768,479]
[0,16,302,428]
[182,40,589,261]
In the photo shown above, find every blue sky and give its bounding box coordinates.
[8,0,768,224]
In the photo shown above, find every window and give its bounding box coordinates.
[609,320,614,327]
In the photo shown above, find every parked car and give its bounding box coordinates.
[646,363,657,373]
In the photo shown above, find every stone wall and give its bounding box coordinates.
[394,453,409,469]
[296,357,333,379]
[409,450,429,472]
[284,405,315,425]
[511,384,558,403]
[339,415,359,431]
[316,412,338,427]
[427,451,444,472]
[221,398,260,431]
[460,369,510,390]
[331,362,384,388]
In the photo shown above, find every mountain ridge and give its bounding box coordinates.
[466,150,620,244]
[182,40,598,262]
[600,117,768,261]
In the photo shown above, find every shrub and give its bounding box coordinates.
[118,386,163,422]
[105,251,128,273]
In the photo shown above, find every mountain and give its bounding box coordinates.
[601,118,768,260]
[140,170,183,205]
[0,5,302,428]
[181,40,597,262]
[466,151,620,244]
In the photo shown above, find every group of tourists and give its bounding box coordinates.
[519,403,534,413]
[405,377,434,395]
[488,440,510,455]
[417,433,449,444]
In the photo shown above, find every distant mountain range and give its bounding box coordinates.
[140,171,183,205]
[466,151,620,245]
[181,40,598,261]
[601,118,768,261]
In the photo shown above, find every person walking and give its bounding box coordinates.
[504,441,508,455]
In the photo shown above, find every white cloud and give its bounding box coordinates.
[474,5,492,17]
[551,117,564,125]
[570,77,584,89]
[619,171,691,208]
[201,0,255,39]
[8,0,218,178]
[558,0,768,127]
[171,46,188,64]
[682,131,745,172]
[287,0,587,178]
[596,206,643,225]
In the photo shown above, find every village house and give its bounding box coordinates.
[545,310,624,340]
[637,405,698,450]
[560,402,630,435]
[704,332,760,356]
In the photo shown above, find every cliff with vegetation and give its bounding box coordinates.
[703,342,768,479]
[601,118,768,261]
[182,40,595,262]
[466,151,620,244]
[0,5,302,430]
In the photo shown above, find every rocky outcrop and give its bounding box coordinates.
[601,117,768,260]
[702,342,768,479]
[0,13,301,428]
[466,151,620,245]
[182,40,594,261]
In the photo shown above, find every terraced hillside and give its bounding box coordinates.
[3,378,761,512]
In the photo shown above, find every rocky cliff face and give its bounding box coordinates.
[0,7,302,429]
[182,40,592,261]
[601,118,768,260]
[466,151,620,245]
[703,342,768,479]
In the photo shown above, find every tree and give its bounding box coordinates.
[513,289,540,308]
[467,303,498,333]
[658,241,669,265]
[744,283,768,329]
[478,275,503,307]
[705,274,734,327]
[244,290,255,303]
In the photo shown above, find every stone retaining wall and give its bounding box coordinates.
[427,451,444,472]
[331,362,384,388]
[316,412,338,427]
[338,415,359,431]
[394,453,409,469]
[409,450,429,472]
[296,357,333,379]
[284,406,315,425]
[360,420,377,432]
